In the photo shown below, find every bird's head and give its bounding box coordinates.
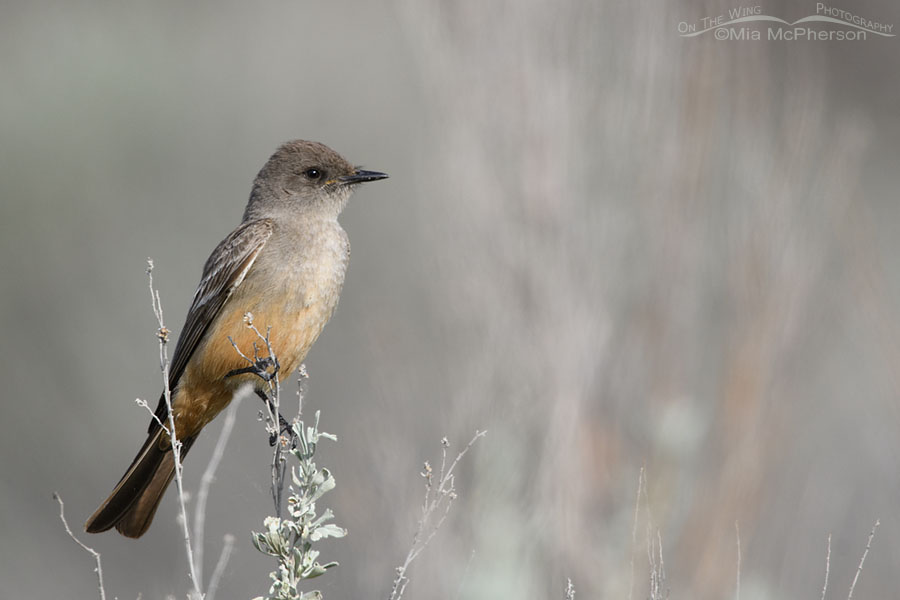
[245,140,387,220]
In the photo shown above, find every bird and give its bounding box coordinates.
[85,140,387,537]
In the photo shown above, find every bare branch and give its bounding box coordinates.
[387,430,486,600]
[641,470,666,600]
[134,397,166,429]
[821,534,831,600]
[54,492,106,600]
[147,258,202,600]
[227,314,289,517]
[847,520,879,600]
[647,527,667,600]
[628,465,644,600]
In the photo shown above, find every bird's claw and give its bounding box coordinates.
[253,389,296,448]
[224,356,280,382]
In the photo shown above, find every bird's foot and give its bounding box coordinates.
[254,389,296,448]
[224,356,280,382]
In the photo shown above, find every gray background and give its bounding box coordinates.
[2,1,899,599]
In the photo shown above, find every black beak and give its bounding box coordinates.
[339,169,389,185]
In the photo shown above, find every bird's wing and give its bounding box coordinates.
[149,218,275,431]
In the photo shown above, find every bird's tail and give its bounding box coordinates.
[85,425,195,538]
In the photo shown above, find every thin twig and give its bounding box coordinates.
[229,314,288,518]
[657,529,665,596]
[734,520,741,600]
[387,430,486,600]
[147,259,202,600]
[847,519,879,600]
[820,533,831,600]
[54,492,107,600]
[134,397,167,429]
[194,396,242,586]
[205,534,235,600]
[628,466,644,600]
[641,470,666,600]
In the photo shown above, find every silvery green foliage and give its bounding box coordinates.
[251,412,346,600]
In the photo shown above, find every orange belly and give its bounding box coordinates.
[170,295,330,439]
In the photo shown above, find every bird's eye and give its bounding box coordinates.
[304,168,322,180]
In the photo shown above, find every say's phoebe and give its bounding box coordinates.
[85,140,387,538]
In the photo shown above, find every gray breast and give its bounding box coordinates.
[279,218,350,315]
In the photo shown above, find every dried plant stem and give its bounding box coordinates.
[265,363,285,518]
[820,534,831,600]
[847,520,879,600]
[147,258,202,600]
[228,312,288,519]
[228,315,287,517]
[54,493,107,600]
[387,430,486,600]
[641,470,665,600]
[628,466,644,600]
[647,528,666,600]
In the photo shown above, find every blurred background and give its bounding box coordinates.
[1,1,899,598]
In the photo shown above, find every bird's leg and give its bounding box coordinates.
[224,356,280,382]
[253,389,295,447]
[224,356,293,447]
